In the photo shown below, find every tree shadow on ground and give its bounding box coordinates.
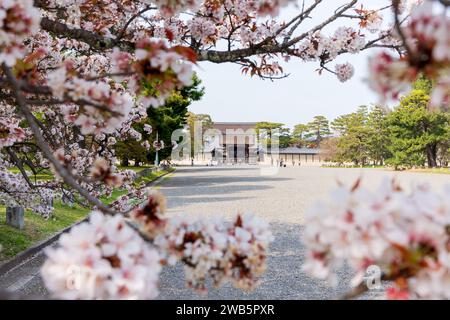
[162,173,292,188]
[173,166,261,173]
[162,184,274,197]
[166,196,252,206]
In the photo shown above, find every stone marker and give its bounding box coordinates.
[6,207,25,229]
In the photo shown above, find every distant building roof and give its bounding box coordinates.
[265,147,320,154]
[212,122,257,131]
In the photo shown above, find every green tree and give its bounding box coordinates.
[386,89,449,168]
[255,122,285,139]
[331,114,353,135]
[305,115,331,146]
[292,123,308,147]
[278,127,292,148]
[255,122,292,148]
[366,106,391,165]
[333,110,370,165]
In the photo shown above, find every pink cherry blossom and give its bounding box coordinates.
[302,178,450,299]
[335,62,355,83]
[0,0,41,66]
[41,211,162,299]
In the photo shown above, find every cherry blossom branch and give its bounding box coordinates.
[262,0,324,46]
[34,0,386,67]
[283,0,358,48]
[5,147,35,188]
[6,80,125,117]
[2,64,115,214]
[40,17,135,52]
[392,0,412,59]
[113,5,157,43]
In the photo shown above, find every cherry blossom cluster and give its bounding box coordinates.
[39,192,273,299]
[335,63,355,83]
[355,6,384,33]
[109,185,149,213]
[52,145,138,201]
[153,140,165,151]
[224,0,290,18]
[89,157,137,191]
[296,27,365,82]
[0,117,26,148]
[44,0,145,38]
[368,1,449,107]
[0,0,41,66]
[188,17,218,45]
[150,0,201,17]
[368,52,417,100]
[147,1,290,52]
[431,74,449,108]
[302,178,450,299]
[131,190,167,239]
[297,27,365,63]
[154,213,273,292]
[47,64,134,135]
[41,211,162,299]
[239,20,284,46]
[130,192,273,292]
[0,161,54,218]
[111,39,195,107]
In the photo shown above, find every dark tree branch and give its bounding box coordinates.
[5,147,35,188]
[40,17,135,52]
[2,64,116,214]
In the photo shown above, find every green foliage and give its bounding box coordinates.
[255,122,285,139]
[412,74,434,94]
[327,76,449,169]
[255,122,291,148]
[292,123,308,147]
[330,106,371,165]
[386,89,449,168]
[304,115,331,146]
[366,106,391,165]
[278,128,292,148]
[132,167,175,186]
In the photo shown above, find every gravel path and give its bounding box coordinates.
[1,166,449,299]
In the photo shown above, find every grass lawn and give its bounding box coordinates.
[406,167,450,174]
[117,165,154,173]
[0,202,89,262]
[134,167,175,185]
[0,167,174,263]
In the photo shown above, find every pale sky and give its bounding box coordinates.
[189,0,392,129]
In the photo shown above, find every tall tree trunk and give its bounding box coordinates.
[426,144,438,168]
